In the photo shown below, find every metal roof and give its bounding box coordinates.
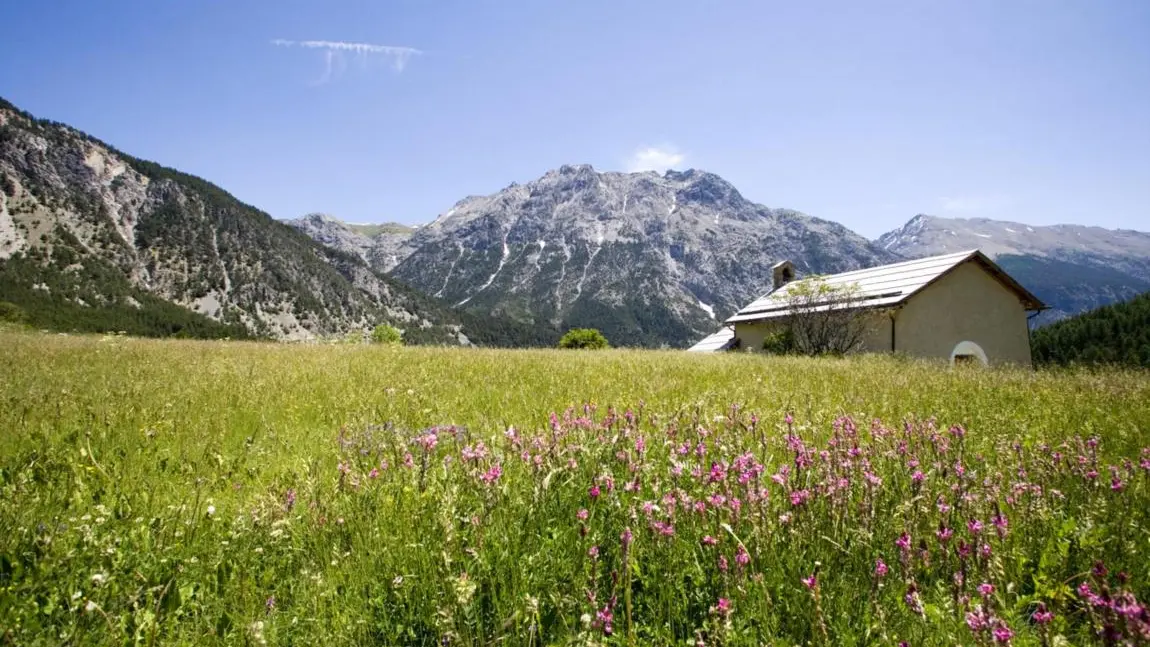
[725,249,1046,324]
[687,326,737,352]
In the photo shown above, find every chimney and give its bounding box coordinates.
[772,260,795,291]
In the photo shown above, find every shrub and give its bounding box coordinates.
[558,328,609,349]
[761,327,795,354]
[0,301,28,324]
[370,323,403,345]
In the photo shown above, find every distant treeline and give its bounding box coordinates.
[1032,291,1150,368]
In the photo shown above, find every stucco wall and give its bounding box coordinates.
[733,321,779,353]
[892,261,1032,366]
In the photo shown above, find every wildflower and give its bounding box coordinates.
[718,555,729,572]
[802,574,817,589]
[368,468,379,479]
[265,595,276,612]
[702,535,718,546]
[711,597,732,617]
[595,605,614,635]
[980,543,992,558]
[589,485,601,499]
[735,544,750,567]
[978,583,994,597]
[790,489,811,507]
[904,584,924,615]
[1111,477,1124,491]
[416,432,438,452]
[588,545,599,560]
[206,505,216,517]
[1091,561,1108,578]
[967,519,984,535]
[90,573,107,586]
[911,470,925,484]
[896,532,911,552]
[965,606,989,631]
[937,526,954,543]
[1031,603,1054,624]
[992,623,1013,644]
[874,559,889,578]
[480,464,502,484]
[577,508,589,521]
[991,513,1008,537]
[621,527,633,548]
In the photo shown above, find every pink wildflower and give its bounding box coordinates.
[735,544,750,567]
[802,574,817,590]
[896,532,912,552]
[874,559,889,577]
[977,583,994,597]
[712,597,731,617]
[589,485,601,499]
[588,545,599,559]
[621,527,633,548]
[992,623,1013,644]
[1031,603,1053,624]
[991,513,1008,537]
[577,508,589,521]
[702,535,718,546]
[480,464,502,484]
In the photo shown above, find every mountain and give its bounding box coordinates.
[0,97,491,343]
[878,215,1150,324]
[1031,291,1150,368]
[285,213,416,272]
[325,165,893,348]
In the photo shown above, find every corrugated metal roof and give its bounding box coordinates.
[725,249,1045,324]
[687,326,737,352]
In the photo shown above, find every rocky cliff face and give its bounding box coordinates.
[0,97,468,342]
[284,213,416,273]
[878,214,1150,323]
[380,165,895,347]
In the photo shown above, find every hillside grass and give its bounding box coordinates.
[1,331,1148,645]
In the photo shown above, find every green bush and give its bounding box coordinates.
[557,327,609,349]
[370,323,403,345]
[0,300,29,324]
[761,327,795,354]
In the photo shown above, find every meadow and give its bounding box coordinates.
[1,330,1148,646]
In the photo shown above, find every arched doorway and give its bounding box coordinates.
[950,341,988,367]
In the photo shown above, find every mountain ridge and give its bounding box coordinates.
[877,213,1150,324]
[293,164,898,347]
[0,96,527,344]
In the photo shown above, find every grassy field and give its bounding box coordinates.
[1,331,1148,645]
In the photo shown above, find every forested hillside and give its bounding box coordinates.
[1032,291,1150,367]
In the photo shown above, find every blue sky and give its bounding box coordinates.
[2,0,1148,237]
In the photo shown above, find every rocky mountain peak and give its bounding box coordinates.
[376,165,896,347]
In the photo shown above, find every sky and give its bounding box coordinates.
[2,0,1148,238]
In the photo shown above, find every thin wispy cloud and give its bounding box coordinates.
[626,145,686,173]
[272,39,422,83]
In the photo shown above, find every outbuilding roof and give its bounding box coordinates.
[726,249,1046,324]
[687,326,737,352]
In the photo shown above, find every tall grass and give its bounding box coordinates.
[1,331,1147,645]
